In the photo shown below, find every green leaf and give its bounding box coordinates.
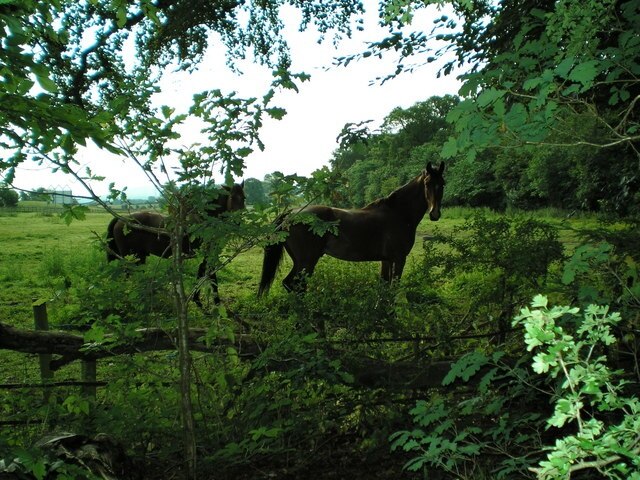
[116,4,127,27]
[441,137,458,158]
[477,88,505,108]
[443,351,488,385]
[504,102,527,130]
[236,147,253,158]
[554,57,575,79]
[161,105,174,119]
[60,204,89,225]
[266,107,287,120]
[531,294,548,308]
[478,367,499,393]
[568,60,600,89]
[35,73,58,93]
[523,76,543,91]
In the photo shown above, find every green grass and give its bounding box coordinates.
[0,207,626,476]
[0,208,606,328]
[0,212,111,321]
[0,206,609,390]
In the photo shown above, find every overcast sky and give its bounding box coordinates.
[12,3,460,199]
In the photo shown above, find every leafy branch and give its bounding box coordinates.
[515,296,640,479]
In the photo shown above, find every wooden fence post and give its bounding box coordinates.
[82,360,97,398]
[33,300,53,401]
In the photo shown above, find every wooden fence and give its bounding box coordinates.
[0,206,102,214]
[32,301,97,399]
[0,304,514,400]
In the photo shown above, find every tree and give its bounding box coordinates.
[243,177,267,206]
[0,186,19,207]
[0,2,368,478]
[327,96,458,206]
[343,0,639,212]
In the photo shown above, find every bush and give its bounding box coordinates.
[419,212,565,338]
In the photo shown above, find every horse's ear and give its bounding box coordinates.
[426,162,434,174]
[439,161,445,173]
[241,180,245,188]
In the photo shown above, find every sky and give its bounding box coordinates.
[12,3,460,199]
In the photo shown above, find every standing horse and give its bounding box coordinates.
[258,162,445,295]
[106,183,245,305]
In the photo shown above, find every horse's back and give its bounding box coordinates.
[130,211,166,228]
[110,211,171,260]
[290,204,413,262]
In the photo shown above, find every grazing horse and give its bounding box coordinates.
[258,162,445,295]
[106,183,245,305]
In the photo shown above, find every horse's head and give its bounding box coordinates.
[423,161,445,221]
[223,180,246,212]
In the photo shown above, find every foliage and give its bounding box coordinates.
[370,0,640,155]
[391,296,640,479]
[328,95,458,207]
[326,89,636,212]
[242,177,268,206]
[389,210,640,479]
[390,351,545,479]
[332,0,640,213]
[515,296,640,479]
[418,212,564,335]
[0,185,19,207]
[0,445,99,480]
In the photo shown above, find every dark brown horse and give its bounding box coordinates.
[258,161,445,295]
[106,183,245,305]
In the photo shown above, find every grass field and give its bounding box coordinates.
[0,206,600,330]
[0,205,599,389]
[0,206,618,477]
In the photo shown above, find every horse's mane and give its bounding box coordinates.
[362,173,424,210]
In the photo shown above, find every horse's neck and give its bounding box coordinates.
[206,196,228,217]
[371,177,427,226]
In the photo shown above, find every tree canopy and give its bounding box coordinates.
[0,0,366,196]
[331,0,639,213]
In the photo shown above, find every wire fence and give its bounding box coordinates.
[0,205,102,214]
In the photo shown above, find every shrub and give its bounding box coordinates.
[419,212,565,338]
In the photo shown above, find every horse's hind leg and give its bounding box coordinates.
[282,263,313,293]
[282,248,321,293]
[380,258,406,283]
[281,226,326,293]
[193,258,220,308]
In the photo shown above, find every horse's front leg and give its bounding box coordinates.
[380,258,406,283]
[194,258,220,308]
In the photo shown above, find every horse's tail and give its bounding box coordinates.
[258,215,287,297]
[106,217,119,262]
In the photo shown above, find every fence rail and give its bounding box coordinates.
[0,204,157,214]
[0,205,103,214]
[0,303,516,399]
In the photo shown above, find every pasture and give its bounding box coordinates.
[0,206,590,329]
[0,206,618,478]
[0,206,590,378]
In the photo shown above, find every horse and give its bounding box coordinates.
[258,161,445,296]
[106,182,245,306]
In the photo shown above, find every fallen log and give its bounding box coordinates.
[0,321,262,369]
[0,321,498,390]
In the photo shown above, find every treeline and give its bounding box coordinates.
[287,94,640,214]
[0,185,18,207]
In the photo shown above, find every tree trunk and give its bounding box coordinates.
[171,204,197,480]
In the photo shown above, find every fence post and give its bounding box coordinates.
[33,300,53,401]
[82,360,97,398]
